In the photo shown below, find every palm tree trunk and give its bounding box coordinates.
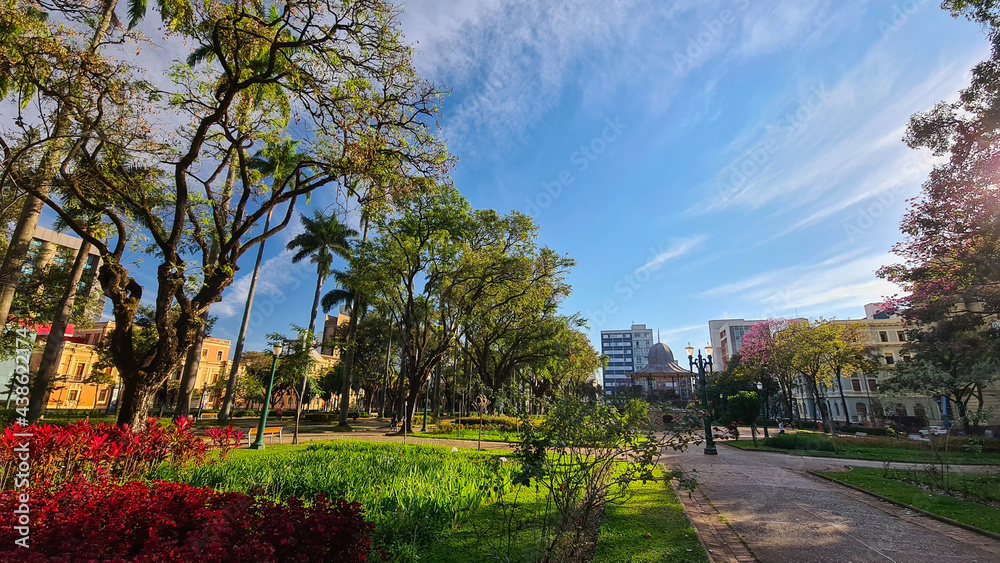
[28,240,92,422]
[175,318,208,417]
[220,209,271,422]
[294,274,325,444]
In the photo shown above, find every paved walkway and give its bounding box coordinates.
[662,443,1000,563]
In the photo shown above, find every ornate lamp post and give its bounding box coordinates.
[686,342,717,456]
[250,343,284,450]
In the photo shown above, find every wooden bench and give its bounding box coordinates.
[246,427,283,447]
[199,412,219,420]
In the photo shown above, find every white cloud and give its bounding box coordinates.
[639,235,708,272]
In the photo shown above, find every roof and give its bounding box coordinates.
[634,343,690,377]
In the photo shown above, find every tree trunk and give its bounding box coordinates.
[175,317,208,418]
[28,240,92,422]
[835,368,851,426]
[117,373,158,429]
[220,209,271,422]
[337,297,361,426]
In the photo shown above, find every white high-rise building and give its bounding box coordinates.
[707,319,762,371]
[600,324,654,393]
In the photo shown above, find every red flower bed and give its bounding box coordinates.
[0,479,374,561]
[0,418,242,489]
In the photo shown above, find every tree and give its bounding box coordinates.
[740,318,799,420]
[2,0,448,428]
[882,321,999,433]
[823,322,879,427]
[726,391,761,446]
[781,320,838,432]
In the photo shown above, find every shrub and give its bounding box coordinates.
[304,412,339,423]
[452,414,523,432]
[0,418,240,489]
[763,433,836,451]
[0,479,374,561]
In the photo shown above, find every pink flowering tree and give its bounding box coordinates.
[739,319,800,421]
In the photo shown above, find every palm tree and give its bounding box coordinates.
[321,268,367,426]
[286,211,358,338]
[286,210,357,441]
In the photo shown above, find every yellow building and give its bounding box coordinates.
[33,321,232,413]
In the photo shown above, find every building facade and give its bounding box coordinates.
[789,308,944,427]
[25,226,106,315]
[708,318,762,371]
[600,324,654,392]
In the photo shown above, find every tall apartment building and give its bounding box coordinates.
[600,324,654,393]
[708,318,762,371]
[24,226,106,315]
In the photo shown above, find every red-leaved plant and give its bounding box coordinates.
[0,417,243,489]
[0,479,374,561]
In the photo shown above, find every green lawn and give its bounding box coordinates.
[594,476,706,562]
[724,438,1000,464]
[818,467,1000,535]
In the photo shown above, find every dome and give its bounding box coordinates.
[647,342,675,365]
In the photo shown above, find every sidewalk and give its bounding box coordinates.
[663,443,1000,562]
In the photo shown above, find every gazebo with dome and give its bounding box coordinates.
[632,343,694,404]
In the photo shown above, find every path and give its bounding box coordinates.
[662,443,1000,563]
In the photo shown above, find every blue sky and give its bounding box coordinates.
[59,1,990,358]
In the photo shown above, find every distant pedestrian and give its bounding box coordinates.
[276,406,283,421]
[778,421,785,434]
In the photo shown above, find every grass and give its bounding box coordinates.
[818,467,1000,535]
[725,434,1000,464]
[593,475,706,562]
[153,439,513,559]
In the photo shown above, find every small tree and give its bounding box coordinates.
[514,395,699,561]
[727,391,761,446]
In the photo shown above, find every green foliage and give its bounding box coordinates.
[156,440,512,557]
[725,391,760,426]
[762,433,836,451]
[514,395,699,561]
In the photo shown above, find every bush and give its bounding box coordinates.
[304,412,339,423]
[839,425,890,436]
[452,414,523,432]
[0,418,242,489]
[0,479,374,561]
[796,420,820,430]
[763,433,836,451]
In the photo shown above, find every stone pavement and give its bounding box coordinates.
[662,443,1000,563]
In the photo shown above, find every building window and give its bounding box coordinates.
[896,331,906,342]
[895,403,908,417]
[74,363,86,381]
[216,351,223,361]
[867,378,878,393]
[855,403,868,417]
[884,354,894,365]
[851,378,862,392]
[879,331,888,342]
[901,354,911,363]
[98,388,108,402]
[68,390,79,402]
[202,348,208,358]
[913,403,926,419]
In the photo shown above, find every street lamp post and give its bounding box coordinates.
[686,343,717,456]
[250,343,284,450]
[756,381,770,438]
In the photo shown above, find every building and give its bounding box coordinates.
[708,318,762,371]
[600,324,654,392]
[24,226,106,315]
[25,321,233,413]
[320,308,352,357]
[789,306,944,427]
